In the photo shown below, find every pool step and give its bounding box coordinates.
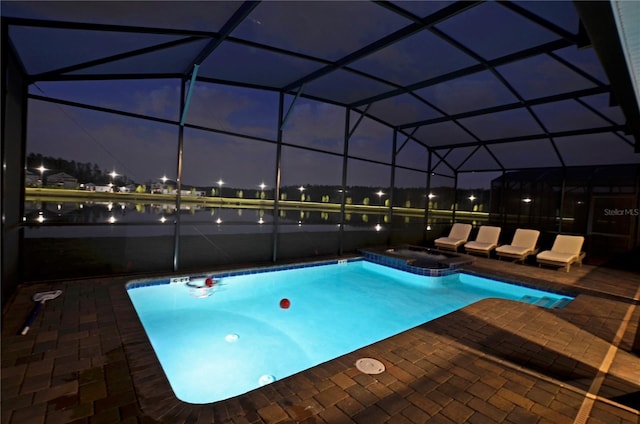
[534,297,556,307]
[519,295,572,309]
[549,297,573,309]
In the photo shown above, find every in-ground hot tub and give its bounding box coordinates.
[359,245,474,277]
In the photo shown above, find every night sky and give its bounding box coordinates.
[5,1,638,191]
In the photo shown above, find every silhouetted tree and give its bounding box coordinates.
[26,153,119,185]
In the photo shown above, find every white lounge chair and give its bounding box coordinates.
[495,229,540,262]
[434,223,472,252]
[464,226,501,257]
[536,234,585,272]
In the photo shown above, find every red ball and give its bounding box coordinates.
[279,298,291,309]
[205,278,214,288]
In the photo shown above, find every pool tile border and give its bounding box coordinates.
[126,250,469,292]
[359,249,471,277]
[125,257,362,290]
[126,254,577,313]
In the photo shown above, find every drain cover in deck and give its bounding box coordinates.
[355,358,385,374]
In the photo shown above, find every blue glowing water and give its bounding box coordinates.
[127,260,571,404]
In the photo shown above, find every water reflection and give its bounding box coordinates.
[24,200,486,236]
[24,200,417,227]
[24,200,175,225]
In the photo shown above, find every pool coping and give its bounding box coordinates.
[121,255,592,421]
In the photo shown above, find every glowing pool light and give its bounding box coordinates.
[225,334,239,343]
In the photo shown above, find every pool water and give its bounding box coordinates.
[127,260,572,404]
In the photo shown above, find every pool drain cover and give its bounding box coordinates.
[355,358,385,374]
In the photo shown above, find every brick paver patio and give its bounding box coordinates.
[2,256,639,423]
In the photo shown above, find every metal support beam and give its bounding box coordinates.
[350,39,572,108]
[33,36,205,82]
[430,125,628,151]
[395,127,418,155]
[347,104,371,139]
[398,86,610,130]
[482,144,505,171]
[280,85,304,131]
[173,81,186,271]
[388,130,397,245]
[282,1,481,93]
[558,169,566,233]
[180,64,199,126]
[456,145,482,172]
[272,92,285,262]
[431,148,456,174]
[424,150,433,244]
[339,108,351,255]
[500,170,507,227]
[500,1,581,44]
[575,1,640,152]
[452,172,458,223]
[182,1,260,75]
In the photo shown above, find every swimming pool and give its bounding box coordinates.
[126,259,572,404]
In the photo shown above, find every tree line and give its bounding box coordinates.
[26,153,118,185]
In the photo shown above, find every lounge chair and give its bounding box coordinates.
[495,229,540,262]
[536,234,585,272]
[464,226,501,257]
[434,223,472,251]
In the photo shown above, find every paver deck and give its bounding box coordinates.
[2,255,639,423]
